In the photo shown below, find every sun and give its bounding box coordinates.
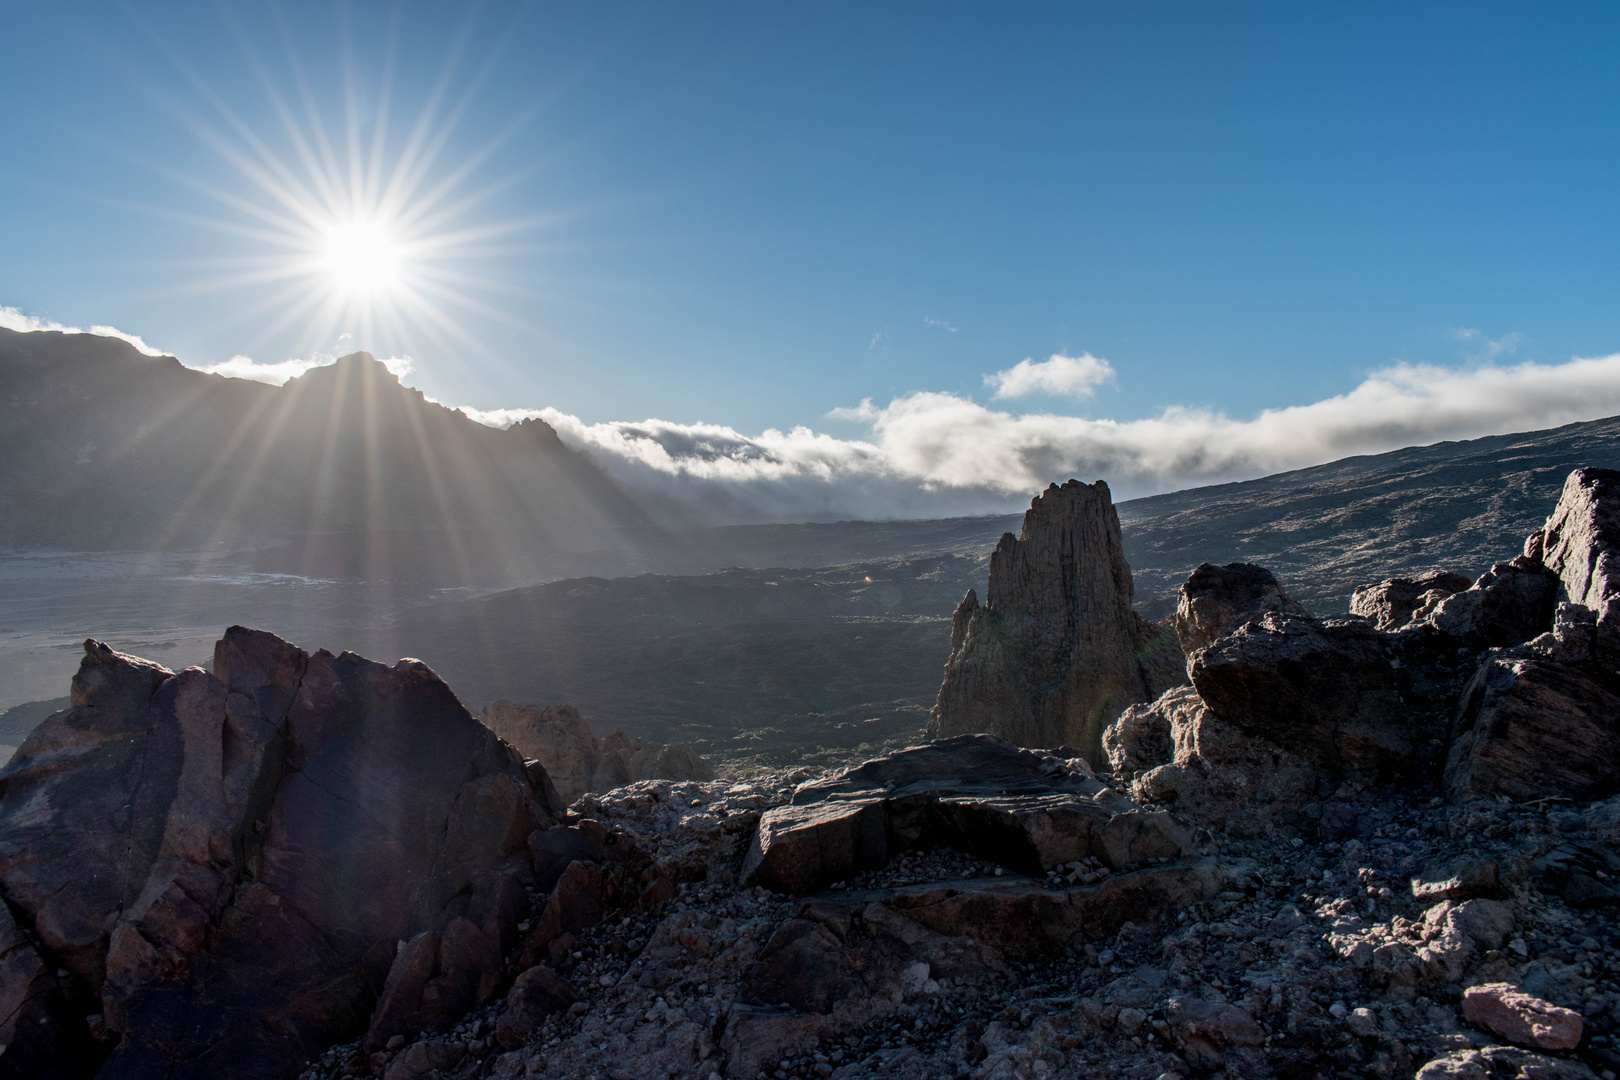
[321,220,403,298]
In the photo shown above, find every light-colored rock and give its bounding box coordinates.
[928,479,1184,761]
[1462,984,1584,1051]
[1417,1045,1598,1080]
[1532,466,1620,665]
[1353,571,1474,632]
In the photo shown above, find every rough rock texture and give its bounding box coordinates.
[928,480,1185,761]
[1446,655,1620,801]
[1113,685,1319,834]
[1419,559,1562,650]
[1417,1045,1600,1080]
[480,701,714,805]
[739,735,1196,895]
[0,628,555,1080]
[1353,571,1475,631]
[1532,466,1620,665]
[301,776,1620,1080]
[1190,612,1414,774]
[1464,984,1585,1051]
[1176,561,1311,658]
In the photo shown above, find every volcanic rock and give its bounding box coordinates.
[928,479,1184,760]
[1189,612,1413,774]
[1353,571,1475,631]
[0,628,555,1079]
[1417,1046,1600,1080]
[481,701,713,806]
[1532,466,1620,665]
[1418,559,1561,649]
[1446,655,1620,801]
[1176,561,1311,658]
[1110,685,1318,833]
[1462,984,1584,1051]
[740,735,1195,895]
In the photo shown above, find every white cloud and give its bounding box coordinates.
[924,317,959,333]
[987,352,1117,400]
[0,306,167,356]
[512,353,1620,522]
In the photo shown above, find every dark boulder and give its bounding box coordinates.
[0,628,556,1080]
[1176,562,1310,658]
[1446,656,1620,801]
[1189,613,1413,774]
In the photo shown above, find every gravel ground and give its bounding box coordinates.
[301,770,1620,1080]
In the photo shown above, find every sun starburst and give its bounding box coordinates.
[133,10,555,370]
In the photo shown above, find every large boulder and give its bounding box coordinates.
[0,628,556,1080]
[1531,466,1620,664]
[1176,562,1310,659]
[928,479,1184,761]
[741,735,1195,895]
[1189,613,1413,774]
[1106,686,1318,834]
[1445,654,1620,801]
[481,701,713,806]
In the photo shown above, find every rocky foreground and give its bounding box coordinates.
[1,470,1619,1080]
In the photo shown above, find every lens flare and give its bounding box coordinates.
[322,220,402,297]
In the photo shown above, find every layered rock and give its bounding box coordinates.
[928,480,1184,761]
[740,735,1196,895]
[481,701,713,806]
[1446,654,1620,801]
[0,629,556,1079]
[1531,466,1620,664]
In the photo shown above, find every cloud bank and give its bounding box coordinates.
[986,353,1116,400]
[463,353,1620,522]
[0,306,167,357]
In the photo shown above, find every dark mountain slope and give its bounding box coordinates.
[0,329,667,582]
[1117,415,1620,616]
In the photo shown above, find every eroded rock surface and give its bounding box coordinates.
[0,628,555,1080]
[929,480,1184,760]
[1176,561,1311,658]
[481,701,713,805]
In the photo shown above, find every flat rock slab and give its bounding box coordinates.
[741,735,1196,894]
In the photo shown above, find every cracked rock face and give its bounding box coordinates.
[739,735,1196,896]
[0,628,554,1080]
[928,479,1184,762]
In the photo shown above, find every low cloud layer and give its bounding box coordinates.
[0,306,167,357]
[472,353,1620,522]
[986,353,1116,400]
[190,352,415,385]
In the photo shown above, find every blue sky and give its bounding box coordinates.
[5,3,1620,516]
